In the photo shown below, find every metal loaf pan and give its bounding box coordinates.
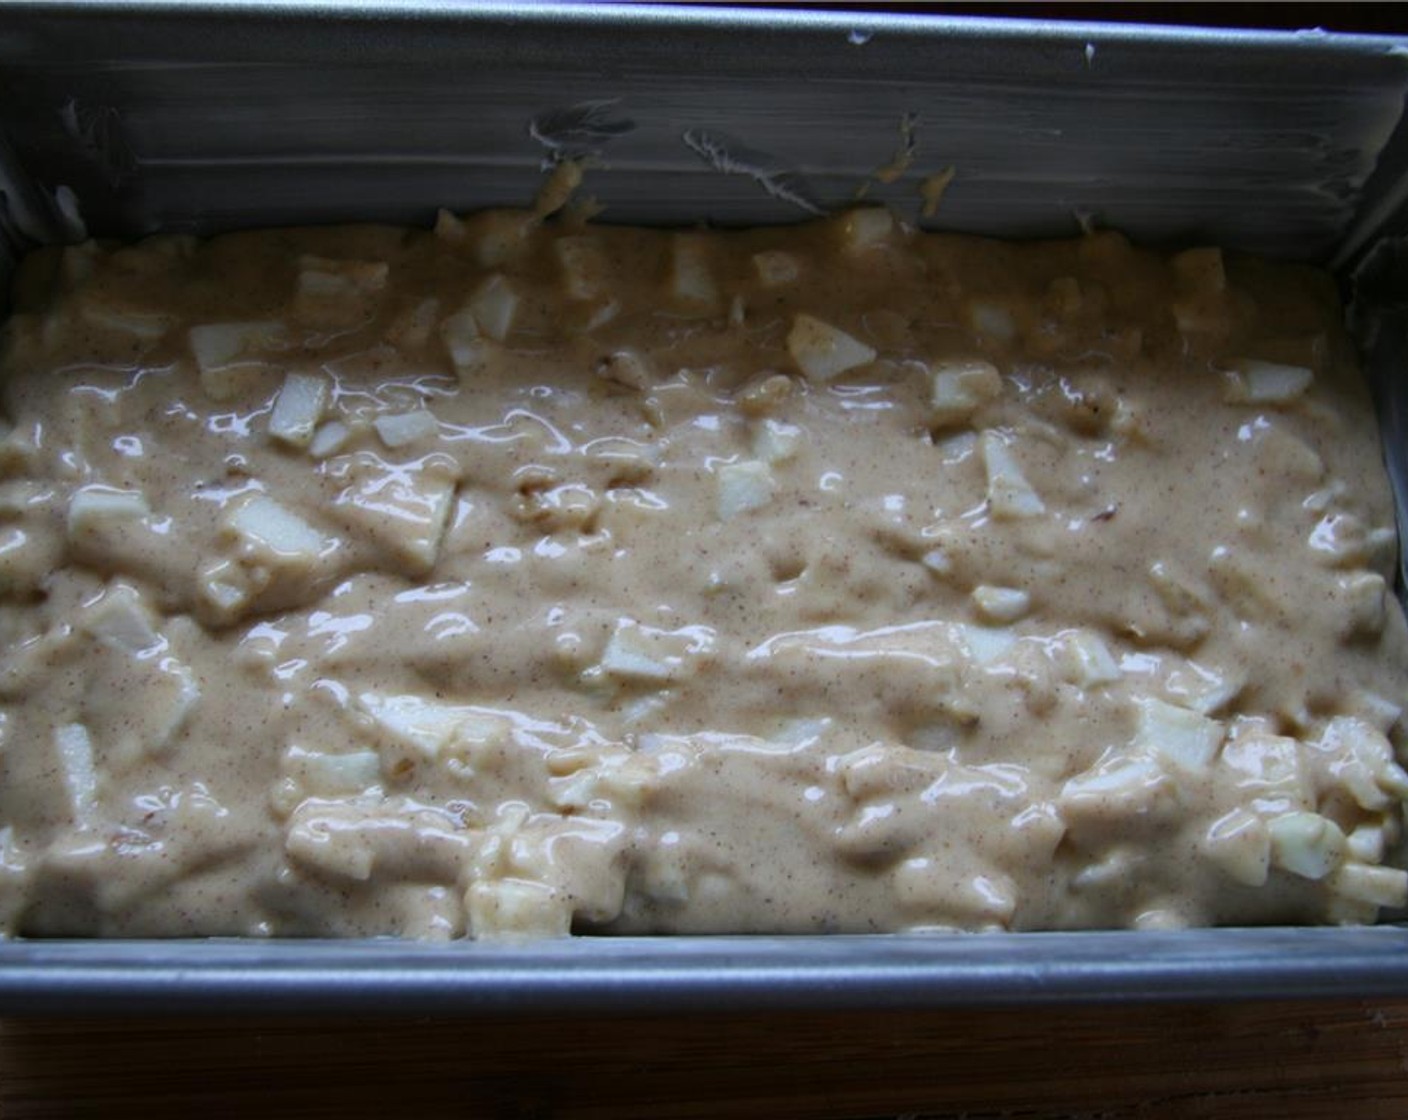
[2,1,1408,1013]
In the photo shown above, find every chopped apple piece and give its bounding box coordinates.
[595,350,653,392]
[1224,359,1313,405]
[374,408,438,450]
[736,373,795,416]
[434,208,467,244]
[189,321,283,374]
[600,619,713,684]
[281,744,383,800]
[1268,811,1346,880]
[786,314,876,382]
[77,587,200,760]
[468,210,534,267]
[840,207,894,250]
[268,373,328,449]
[1317,716,1408,810]
[1133,698,1224,772]
[1347,823,1386,865]
[1327,862,1408,909]
[296,256,388,298]
[972,585,1030,623]
[196,557,258,621]
[309,421,352,460]
[1219,730,1310,806]
[79,583,161,654]
[670,234,721,310]
[225,494,328,560]
[752,419,802,464]
[441,308,484,374]
[331,457,455,574]
[717,460,776,521]
[555,235,609,301]
[189,321,284,398]
[359,692,506,759]
[286,815,374,882]
[469,274,519,342]
[55,723,98,824]
[468,878,570,938]
[960,625,1018,665]
[79,301,171,341]
[1054,630,1122,688]
[930,360,1003,428]
[981,431,1045,518]
[1059,754,1168,817]
[752,250,801,288]
[67,486,149,540]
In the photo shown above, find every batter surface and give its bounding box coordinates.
[0,207,1405,937]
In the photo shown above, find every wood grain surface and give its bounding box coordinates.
[4,999,1408,1118]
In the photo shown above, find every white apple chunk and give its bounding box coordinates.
[1054,629,1122,688]
[1268,811,1346,881]
[966,299,1017,343]
[308,421,352,460]
[467,878,571,938]
[1327,862,1408,909]
[670,234,721,311]
[980,431,1045,518]
[717,460,776,521]
[840,207,894,251]
[1132,698,1224,773]
[225,494,327,561]
[752,419,802,464]
[331,457,456,575]
[54,723,98,824]
[280,744,383,801]
[786,314,876,382]
[1223,359,1313,405]
[469,273,519,342]
[599,619,713,685]
[374,408,439,450]
[1347,824,1387,865]
[752,250,800,288]
[285,815,375,882]
[189,321,283,374]
[268,373,329,449]
[67,486,149,541]
[972,585,1030,623]
[79,301,171,341]
[358,692,506,759]
[959,624,1018,666]
[930,359,1003,428]
[1058,754,1169,824]
[296,255,388,300]
[555,235,610,301]
[441,307,484,375]
[188,321,284,400]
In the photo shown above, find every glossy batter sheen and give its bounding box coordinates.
[1,206,1406,939]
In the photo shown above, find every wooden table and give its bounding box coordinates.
[4,999,1407,1117]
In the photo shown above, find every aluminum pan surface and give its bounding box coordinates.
[3,929,1408,1014]
[3,3,1408,1012]
[0,3,1407,257]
